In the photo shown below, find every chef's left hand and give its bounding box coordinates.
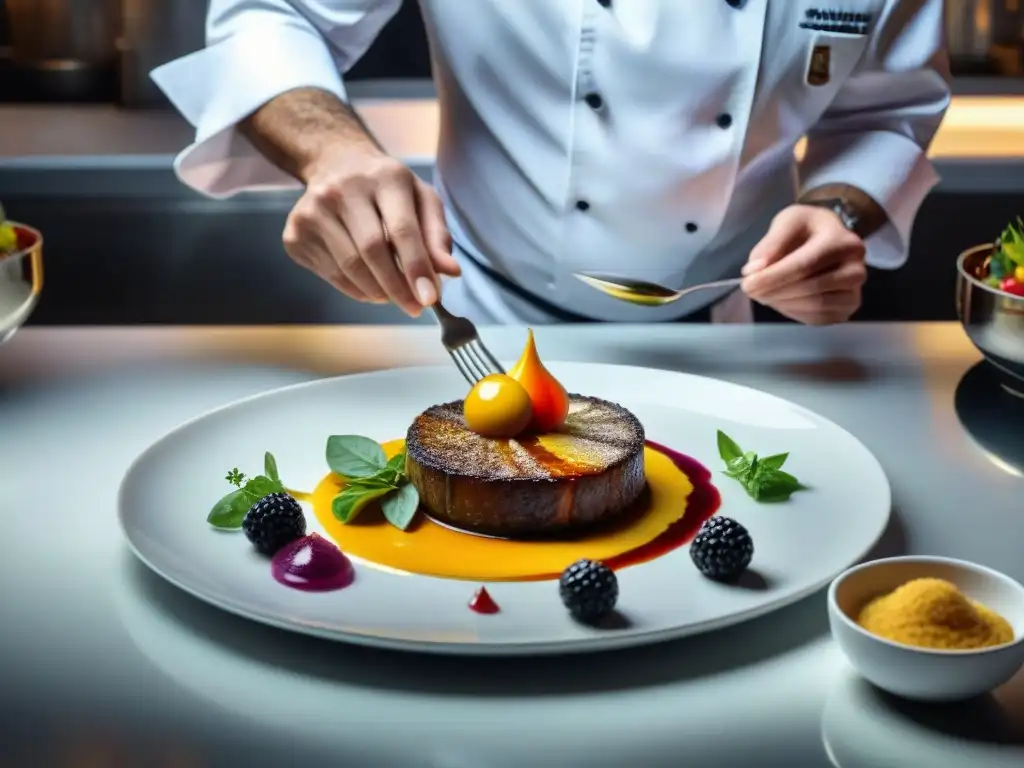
[740,204,868,325]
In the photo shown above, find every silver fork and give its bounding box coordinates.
[430,300,504,385]
[380,228,503,384]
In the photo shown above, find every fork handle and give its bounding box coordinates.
[429,301,455,324]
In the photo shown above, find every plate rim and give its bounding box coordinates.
[117,361,893,656]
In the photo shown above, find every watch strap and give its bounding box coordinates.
[801,197,860,234]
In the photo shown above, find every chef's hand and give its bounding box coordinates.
[740,204,867,325]
[283,145,461,317]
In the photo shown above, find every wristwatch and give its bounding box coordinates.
[801,197,861,235]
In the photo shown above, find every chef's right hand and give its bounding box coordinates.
[282,146,461,317]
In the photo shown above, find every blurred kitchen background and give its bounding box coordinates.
[0,0,1022,325]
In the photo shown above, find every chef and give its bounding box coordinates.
[152,0,949,325]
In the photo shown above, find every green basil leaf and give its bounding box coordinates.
[753,484,798,503]
[332,486,391,523]
[759,452,788,471]
[345,472,397,491]
[264,452,280,484]
[726,455,749,472]
[208,488,249,529]
[716,430,743,463]
[387,452,407,475]
[750,468,804,501]
[244,474,284,500]
[766,469,801,488]
[326,435,388,478]
[381,483,420,531]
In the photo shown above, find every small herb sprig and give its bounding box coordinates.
[716,430,805,502]
[326,435,419,531]
[208,452,285,529]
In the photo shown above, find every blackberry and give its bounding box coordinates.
[689,516,753,582]
[559,559,618,623]
[242,492,306,556]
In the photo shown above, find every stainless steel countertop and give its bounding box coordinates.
[1,323,1022,767]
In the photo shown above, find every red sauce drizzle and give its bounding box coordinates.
[601,440,721,571]
[432,440,720,581]
[469,586,500,614]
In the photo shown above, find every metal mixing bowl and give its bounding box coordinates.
[0,222,44,345]
[956,243,1024,397]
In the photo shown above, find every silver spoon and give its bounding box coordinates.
[573,273,743,307]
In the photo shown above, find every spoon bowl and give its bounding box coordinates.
[573,272,741,307]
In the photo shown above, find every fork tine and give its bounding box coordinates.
[464,341,501,378]
[449,349,478,386]
[456,344,490,382]
[470,340,504,375]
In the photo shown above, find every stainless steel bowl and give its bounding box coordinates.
[0,222,44,345]
[956,243,1024,397]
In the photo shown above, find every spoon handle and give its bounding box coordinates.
[678,276,743,297]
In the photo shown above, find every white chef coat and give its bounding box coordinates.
[151,0,950,324]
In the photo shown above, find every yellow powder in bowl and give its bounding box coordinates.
[856,578,1014,651]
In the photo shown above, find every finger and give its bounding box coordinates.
[761,259,867,302]
[318,212,389,302]
[770,290,862,325]
[283,217,375,303]
[340,195,423,316]
[415,181,461,277]
[743,212,810,275]
[742,235,844,298]
[377,182,440,307]
[326,270,379,303]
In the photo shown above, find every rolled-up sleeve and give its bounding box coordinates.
[798,0,951,269]
[150,0,401,198]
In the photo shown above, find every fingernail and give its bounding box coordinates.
[743,260,764,275]
[415,277,437,306]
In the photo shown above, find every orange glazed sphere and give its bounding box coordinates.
[463,374,533,438]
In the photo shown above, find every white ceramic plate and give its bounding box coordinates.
[119,363,891,655]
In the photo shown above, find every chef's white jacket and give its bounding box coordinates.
[152,0,950,324]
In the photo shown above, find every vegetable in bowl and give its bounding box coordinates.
[982,218,1024,297]
[0,203,17,255]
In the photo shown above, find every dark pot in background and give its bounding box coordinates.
[5,0,120,101]
[118,0,206,108]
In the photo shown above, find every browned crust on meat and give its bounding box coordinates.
[405,395,646,537]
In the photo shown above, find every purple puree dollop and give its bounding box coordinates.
[270,533,355,592]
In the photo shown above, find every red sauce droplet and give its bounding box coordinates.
[601,440,721,571]
[469,586,500,614]
[271,533,355,592]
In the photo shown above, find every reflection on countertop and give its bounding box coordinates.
[821,666,1024,768]
[955,361,1024,478]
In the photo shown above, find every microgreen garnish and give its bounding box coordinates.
[326,435,420,531]
[208,452,285,529]
[716,430,805,502]
[225,468,246,486]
